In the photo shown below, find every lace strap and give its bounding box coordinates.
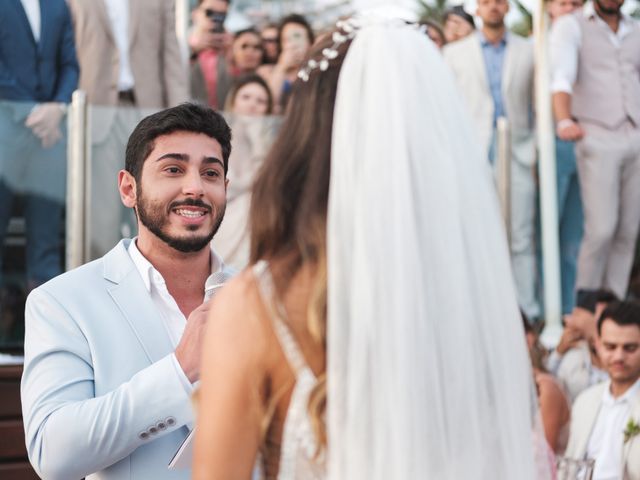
[252,261,308,376]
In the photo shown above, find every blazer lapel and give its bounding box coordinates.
[470,35,490,95]
[502,32,515,99]
[103,240,175,365]
[622,392,640,469]
[95,0,115,45]
[576,390,606,458]
[10,0,37,47]
[37,0,47,54]
[128,0,139,52]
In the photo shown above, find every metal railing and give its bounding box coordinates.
[66,90,89,271]
[495,116,512,246]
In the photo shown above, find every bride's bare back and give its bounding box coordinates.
[193,259,324,480]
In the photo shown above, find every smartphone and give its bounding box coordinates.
[205,9,226,34]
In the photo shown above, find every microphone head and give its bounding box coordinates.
[204,270,234,300]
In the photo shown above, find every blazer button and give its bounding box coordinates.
[157,421,167,430]
[139,431,149,440]
[149,426,158,435]
[166,417,176,426]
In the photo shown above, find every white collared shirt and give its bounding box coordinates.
[103,0,135,91]
[20,0,40,43]
[550,2,635,94]
[587,378,640,480]
[128,238,226,394]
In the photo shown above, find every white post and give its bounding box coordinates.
[175,0,191,68]
[66,90,89,271]
[496,116,511,244]
[534,0,563,347]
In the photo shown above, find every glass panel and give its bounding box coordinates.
[213,113,282,270]
[87,105,160,260]
[0,100,69,352]
[0,101,283,352]
[556,456,595,480]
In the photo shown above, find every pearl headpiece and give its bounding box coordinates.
[297,18,358,82]
[297,17,427,82]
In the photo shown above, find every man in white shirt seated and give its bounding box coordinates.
[564,300,640,479]
[21,103,234,480]
[547,289,617,402]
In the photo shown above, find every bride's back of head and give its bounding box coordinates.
[248,30,353,452]
[249,32,350,272]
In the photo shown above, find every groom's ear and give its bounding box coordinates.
[118,170,137,209]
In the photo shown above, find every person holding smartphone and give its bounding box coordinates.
[257,14,315,113]
[189,0,232,55]
[190,0,234,109]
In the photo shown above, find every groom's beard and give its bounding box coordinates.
[136,193,226,253]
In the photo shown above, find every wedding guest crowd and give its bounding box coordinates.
[425,0,640,473]
[3,0,640,478]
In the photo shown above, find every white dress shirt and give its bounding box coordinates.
[103,0,135,91]
[128,238,226,394]
[550,2,635,94]
[587,378,640,480]
[20,0,41,43]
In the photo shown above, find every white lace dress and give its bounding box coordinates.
[253,261,326,480]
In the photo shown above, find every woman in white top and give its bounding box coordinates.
[194,11,548,480]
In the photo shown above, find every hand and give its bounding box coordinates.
[277,46,305,71]
[556,119,584,142]
[175,299,213,382]
[564,307,597,341]
[588,337,603,368]
[189,31,231,54]
[25,103,64,148]
[556,323,583,355]
[189,8,231,53]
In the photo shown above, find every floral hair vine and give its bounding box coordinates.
[297,18,358,82]
[297,17,426,82]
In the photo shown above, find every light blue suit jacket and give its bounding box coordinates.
[21,239,221,480]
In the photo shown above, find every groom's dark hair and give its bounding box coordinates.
[125,103,232,182]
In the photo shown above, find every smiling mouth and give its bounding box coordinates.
[173,208,208,218]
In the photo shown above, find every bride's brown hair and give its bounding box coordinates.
[249,32,352,450]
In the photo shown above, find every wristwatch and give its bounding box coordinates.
[556,118,576,130]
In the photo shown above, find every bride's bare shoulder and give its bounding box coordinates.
[204,266,277,364]
[209,266,266,322]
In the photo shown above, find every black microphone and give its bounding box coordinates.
[204,270,233,301]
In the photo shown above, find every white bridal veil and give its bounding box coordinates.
[326,17,547,480]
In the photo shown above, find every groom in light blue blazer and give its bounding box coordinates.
[21,104,234,480]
